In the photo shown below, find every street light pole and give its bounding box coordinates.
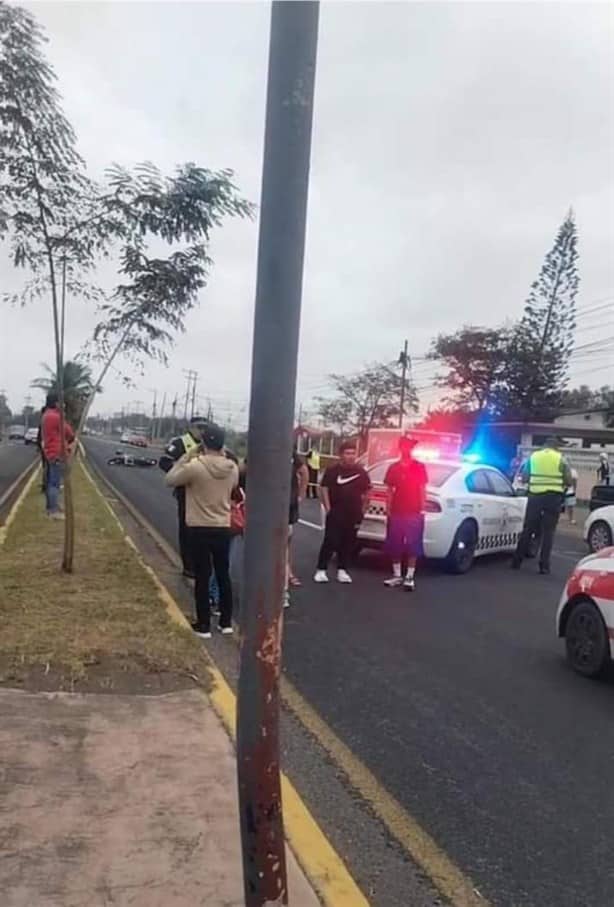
[236,3,319,905]
[399,339,409,429]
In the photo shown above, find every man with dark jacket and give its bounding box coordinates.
[159,416,209,577]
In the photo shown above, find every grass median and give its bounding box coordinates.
[0,462,211,693]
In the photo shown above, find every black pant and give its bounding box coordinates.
[176,489,193,573]
[308,467,318,498]
[514,492,563,570]
[188,527,233,631]
[317,510,358,571]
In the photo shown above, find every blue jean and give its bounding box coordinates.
[46,461,63,514]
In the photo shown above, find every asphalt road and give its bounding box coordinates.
[0,440,37,503]
[85,437,614,907]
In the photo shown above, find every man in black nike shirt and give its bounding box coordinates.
[314,440,371,584]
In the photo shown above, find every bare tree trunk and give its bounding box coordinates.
[72,321,135,449]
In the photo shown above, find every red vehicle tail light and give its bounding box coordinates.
[425,498,441,513]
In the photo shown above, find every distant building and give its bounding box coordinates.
[553,408,611,431]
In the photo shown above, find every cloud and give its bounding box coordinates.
[1,0,612,421]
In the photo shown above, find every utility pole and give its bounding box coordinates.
[151,390,158,441]
[24,394,32,430]
[190,371,198,420]
[171,395,178,438]
[236,4,319,906]
[157,392,167,440]
[182,369,197,422]
[398,339,410,429]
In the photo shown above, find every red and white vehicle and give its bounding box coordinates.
[557,548,614,677]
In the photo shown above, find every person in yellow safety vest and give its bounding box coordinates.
[511,436,572,575]
[159,416,209,577]
[306,448,321,499]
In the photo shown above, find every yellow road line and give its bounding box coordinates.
[82,461,368,907]
[281,680,490,907]
[0,465,40,547]
[85,456,492,906]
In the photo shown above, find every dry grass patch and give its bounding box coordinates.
[0,464,212,692]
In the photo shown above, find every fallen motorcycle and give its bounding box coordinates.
[107,450,157,468]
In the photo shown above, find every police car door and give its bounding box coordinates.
[465,469,501,552]
[483,468,523,550]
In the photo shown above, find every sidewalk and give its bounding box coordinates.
[0,464,321,907]
[0,687,320,907]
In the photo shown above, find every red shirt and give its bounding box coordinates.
[384,457,428,515]
[41,407,75,461]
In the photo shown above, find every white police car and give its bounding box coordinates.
[584,505,614,553]
[357,457,531,573]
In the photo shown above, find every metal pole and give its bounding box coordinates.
[399,339,409,429]
[171,396,177,438]
[190,371,198,420]
[237,4,319,905]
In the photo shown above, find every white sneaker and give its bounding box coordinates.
[337,569,352,584]
[314,570,329,583]
[283,594,291,609]
[219,626,234,636]
[403,576,415,591]
[384,576,404,587]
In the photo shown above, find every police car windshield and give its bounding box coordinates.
[369,460,458,487]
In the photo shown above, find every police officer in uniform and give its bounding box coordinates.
[511,436,572,575]
[306,448,321,499]
[159,416,209,577]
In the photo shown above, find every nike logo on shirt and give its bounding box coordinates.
[337,474,361,485]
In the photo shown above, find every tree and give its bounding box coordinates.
[31,359,96,426]
[316,363,418,444]
[505,212,579,419]
[559,384,614,426]
[0,393,11,432]
[1,4,253,571]
[0,2,108,573]
[428,325,511,415]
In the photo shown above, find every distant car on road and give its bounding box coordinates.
[24,427,39,445]
[8,424,26,440]
[120,431,131,444]
[584,505,614,553]
[556,547,614,676]
[357,457,534,573]
[130,434,148,448]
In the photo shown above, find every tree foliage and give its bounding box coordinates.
[505,212,579,418]
[0,392,12,429]
[317,363,418,441]
[0,3,253,572]
[31,359,96,426]
[429,325,511,414]
[91,162,254,370]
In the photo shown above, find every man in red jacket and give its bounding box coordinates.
[41,393,75,519]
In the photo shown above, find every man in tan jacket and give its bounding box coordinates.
[165,423,239,638]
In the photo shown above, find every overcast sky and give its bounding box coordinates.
[1,0,612,426]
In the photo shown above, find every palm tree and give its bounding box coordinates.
[32,360,97,427]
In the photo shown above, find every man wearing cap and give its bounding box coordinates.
[165,423,239,638]
[383,435,428,591]
[159,416,209,577]
[40,392,75,519]
[512,436,572,575]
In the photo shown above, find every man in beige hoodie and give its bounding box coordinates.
[165,423,239,639]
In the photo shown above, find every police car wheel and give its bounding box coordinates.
[588,521,612,553]
[444,521,477,574]
[565,600,610,678]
